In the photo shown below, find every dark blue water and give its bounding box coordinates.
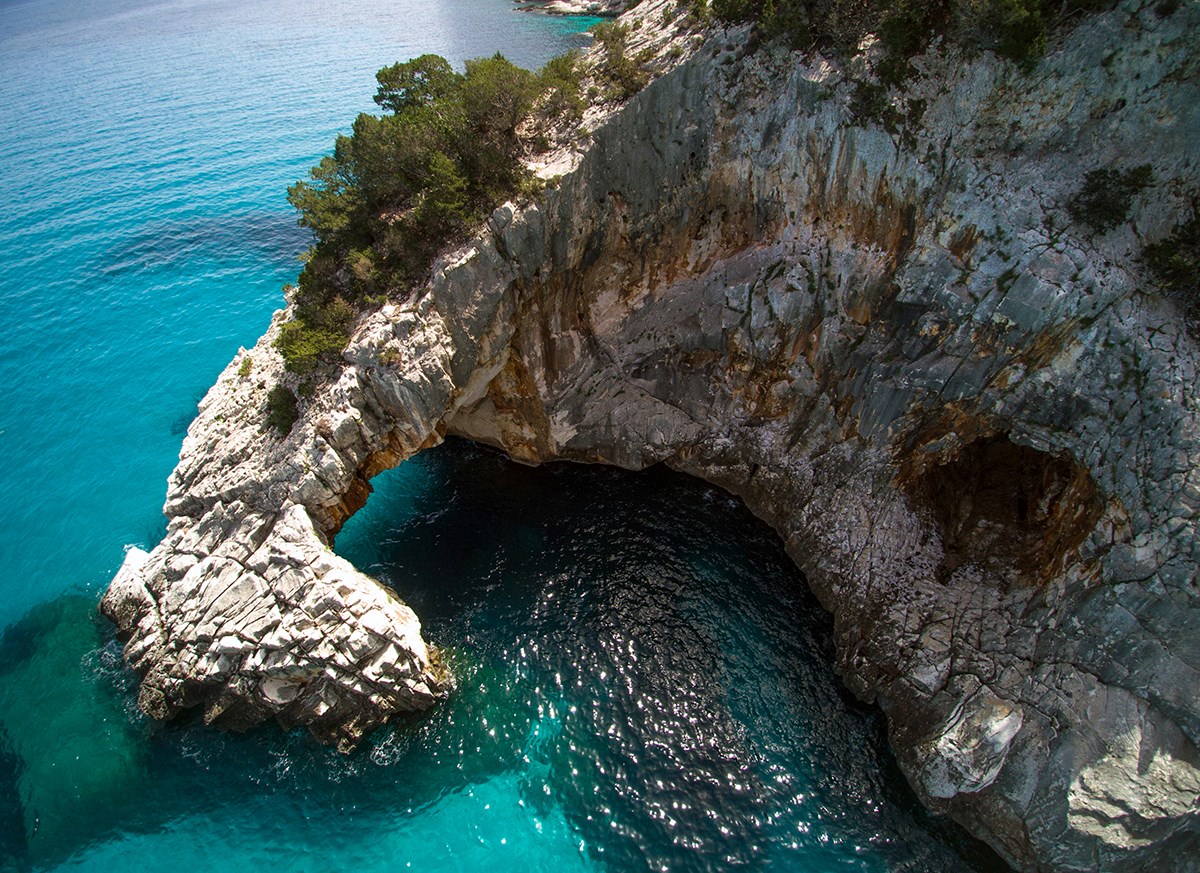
[0,0,1007,869]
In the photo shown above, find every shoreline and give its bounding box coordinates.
[511,0,621,18]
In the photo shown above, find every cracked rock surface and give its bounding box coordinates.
[104,0,1199,868]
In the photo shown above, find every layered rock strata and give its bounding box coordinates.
[104,0,1199,868]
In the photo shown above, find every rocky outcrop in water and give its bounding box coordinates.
[103,462,448,750]
[517,0,624,15]
[104,0,1199,868]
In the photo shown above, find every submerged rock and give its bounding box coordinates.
[104,0,1199,868]
[0,595,145,862]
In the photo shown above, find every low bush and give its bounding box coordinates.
[1144,208,1200,322]
[275,287,355,374]
[683,0,712,26]
[1069,164,1153,232]
[275,320,349,374]
[266,385,299,435]
[978,0,1046,67]
[590,22,651,101]
[535,51,586,125]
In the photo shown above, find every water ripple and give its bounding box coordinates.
[331,442,1010,872]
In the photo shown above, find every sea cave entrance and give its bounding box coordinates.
[330,437,1009,871]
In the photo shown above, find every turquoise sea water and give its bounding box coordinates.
[0,0,1006,869]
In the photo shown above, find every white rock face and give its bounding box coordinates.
[104,0,1199,868]
[103,498,445,749]
[523,0,623,14]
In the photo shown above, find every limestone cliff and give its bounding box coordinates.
[103,0,1199,868]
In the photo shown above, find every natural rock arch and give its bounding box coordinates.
[105,7,1200,871]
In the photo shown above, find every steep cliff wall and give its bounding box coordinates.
[104,1,1199,868]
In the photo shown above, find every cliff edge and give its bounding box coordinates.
[103,0,1199,868]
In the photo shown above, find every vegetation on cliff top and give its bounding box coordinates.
[279,51,585,373]
[277,0,1166,377]
[708,0,1120,73]
[683,0,1148,146]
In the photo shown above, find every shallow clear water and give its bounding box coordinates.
[0,0,1007,869]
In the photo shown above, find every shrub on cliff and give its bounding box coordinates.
[275,270,356,373]
[590,22,651,101]
[1069,164,1153,232]
[266,385,299,435]
[289,55,534,285]
[281,50,588,371]
[288,51,561,289]
[1144,207,1200,324]
[975,0,1046,66]
[283,50,591,363]
[534,51,586,127]
[276,320,350,374]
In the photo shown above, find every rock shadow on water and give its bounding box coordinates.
[169,386,213,438]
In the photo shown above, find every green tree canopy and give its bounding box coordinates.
[461,53,538,144]
[279,49,586,374]
[374,54,460,114]
[286,144,364,243]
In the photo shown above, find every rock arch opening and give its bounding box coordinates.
[329,439,1011,871]
[905,435,1103,587]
